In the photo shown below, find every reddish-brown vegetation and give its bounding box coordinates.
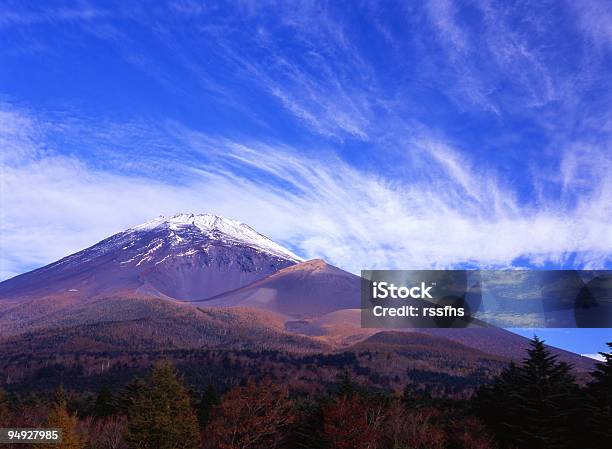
[205,381,295,449]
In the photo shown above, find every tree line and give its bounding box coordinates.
[0,337,610,449]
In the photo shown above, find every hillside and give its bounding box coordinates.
[0,214,299,302]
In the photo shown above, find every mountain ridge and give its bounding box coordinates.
[0,213,595,376]
[0,213,299,302]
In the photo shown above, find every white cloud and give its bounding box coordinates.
[1,105,610,280]
[426,0,469,52]
[148,2,379,142]
[582,353,605,361]
[0,4,109,28]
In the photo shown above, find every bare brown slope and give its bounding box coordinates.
[191,260,594,371]
[0,293,327,356]
[307,309,595,372]
[353,330,506,368]
[194,259,361,318]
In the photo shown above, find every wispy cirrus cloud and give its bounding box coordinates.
[422,0,609,121]
[1,103,610,280]
[1,1,611,280]
[1,1,610,360]
[0,3,108,28]
[174,3,378,141]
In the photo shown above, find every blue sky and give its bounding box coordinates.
[1,1,610,354]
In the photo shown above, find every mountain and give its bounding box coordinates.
[0,213,595,393]
[0,213,300,302]
[0,294,327,356]
[197,259,360,318]
[195,258,594,371]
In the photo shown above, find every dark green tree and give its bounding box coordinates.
[197,384,219,428]
[584,342,612,449]
[473,361,521,440]
[114,377,146,414]
[93,385,115,418]
[588,341,612,395]
[125,361,200,449]
[287,397,327,449]
[474,336,579,449]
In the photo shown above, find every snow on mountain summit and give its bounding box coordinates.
[133,213,302,262]
[0,213,301,301]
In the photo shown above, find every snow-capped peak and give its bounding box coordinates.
[132,213,302,262]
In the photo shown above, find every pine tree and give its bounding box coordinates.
[512,337,578,449]
[474,337,579,449]
[287,397,327,449]
[197,384,219,428]
[93,386,115,419]
[41,393,85,449]
[401,383,415,409]
[114,377,146,414]
[473,361,521,441]
[588,342,612,394]
[125,361,200,449]
[585,342,612,449]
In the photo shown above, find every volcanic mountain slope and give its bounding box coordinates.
[295,309,596,372]
[196,259,360,317]
[0,214,300,302]
[196,261,594,372]
[0,294,326,356]
[0,213,594,378]
[0,293,332,387]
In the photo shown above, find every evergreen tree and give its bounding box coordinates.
[42,394,85,449]
[585,342,612,449]
[401,383,415,409]
[518,337,580,449]
[114,377,146,414]
[473,361,521,442]
[287,397,327,449]
[474,336,579,449]
[197,384,219,428]
[93,386,115,419]
[588,342,612,395]
[125,361,200,449]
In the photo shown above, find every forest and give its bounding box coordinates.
[0,337,610,449]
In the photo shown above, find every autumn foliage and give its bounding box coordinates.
[322,395,385,449]
[205,380,295,449]
[1,338,611,449]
